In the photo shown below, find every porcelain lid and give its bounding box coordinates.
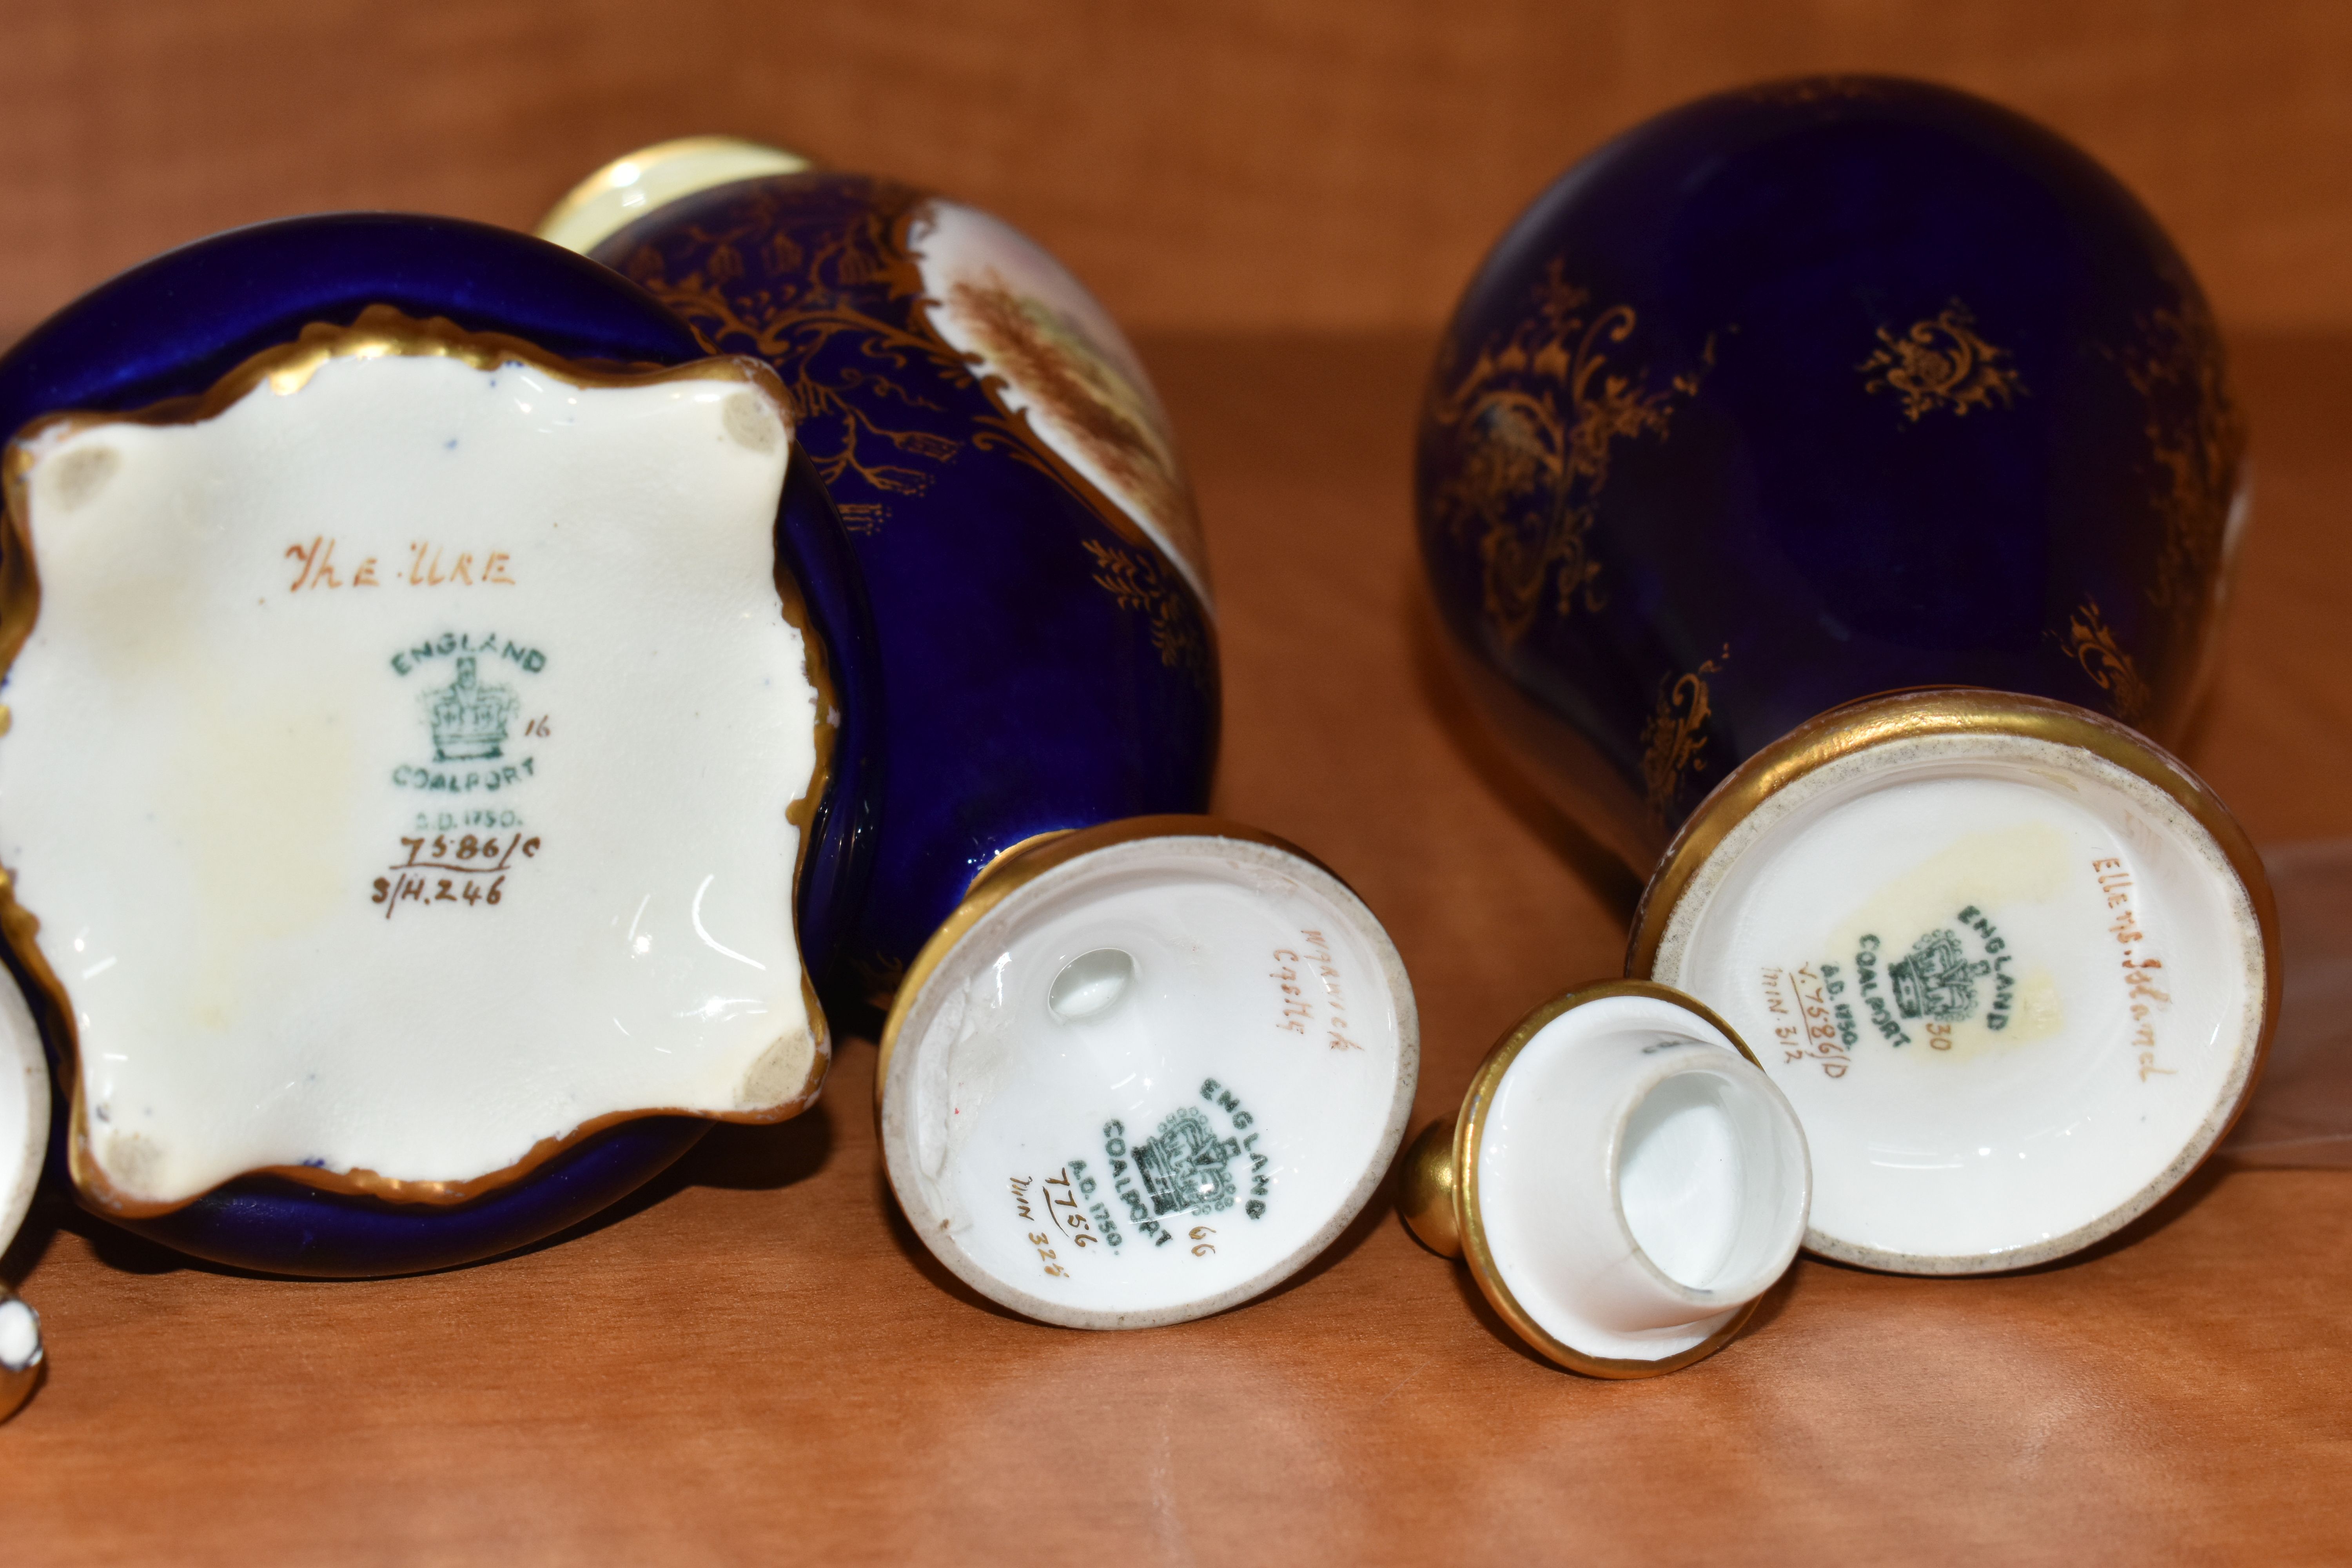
[877,817,1419,1330]
[1404,979,1810,1376]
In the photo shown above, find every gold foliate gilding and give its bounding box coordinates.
[1858,300,2024,422]
[1425,258,1710,647]
[2063,596,2156,725]
[1639,645,1731,831]
[1443,980,1767,1378]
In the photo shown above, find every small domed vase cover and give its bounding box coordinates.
[1400,980,1807,1376]
[0,141,1218,1277]
[1416,77,2246,871]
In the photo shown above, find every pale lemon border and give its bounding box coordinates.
[537,135,815,257]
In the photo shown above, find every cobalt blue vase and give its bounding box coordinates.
[541,140,1220,1019]
[0,158,1214,1276]
[1416,76,2245,871]
[0,213,885,1274]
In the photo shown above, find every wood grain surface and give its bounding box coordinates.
[2,325,2348,1564]
[1,0,2351,335]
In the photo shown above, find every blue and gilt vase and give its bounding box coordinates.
[543,140,1219,1018]
[1416,77,2245,871]
[0,140,1215,1276]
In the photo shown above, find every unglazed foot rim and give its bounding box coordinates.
[878,818,1419,1330]
[1633,691,2275,1275]
[0,309,831,1216]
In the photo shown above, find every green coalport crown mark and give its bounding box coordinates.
[1073,1077,1273,1251]
[388,631,548,794]
[1831,906,2018,1053]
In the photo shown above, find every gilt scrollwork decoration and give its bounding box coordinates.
[1639,646,1730,829]
[1083,539,1207,677]
[2061,596,2154,726]
[1859,301,2024,422]
[2120,290,2245,640]
[621,183,1215,694]
[617,179,975,530]
[619,181,1204,646]
[1426,260,1708,646]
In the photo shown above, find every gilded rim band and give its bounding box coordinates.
[1448,978,1768,1379]
[875,815,1350,1107]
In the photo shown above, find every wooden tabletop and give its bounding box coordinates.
[4,327,2349,1564]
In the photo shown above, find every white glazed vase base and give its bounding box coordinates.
[1648,724,2268,1274]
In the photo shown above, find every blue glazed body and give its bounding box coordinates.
[0,214,877,1274]
[590,172,1219,1019]
[1417,78,2245,870]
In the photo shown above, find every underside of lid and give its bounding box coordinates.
[878,820,1419,1330]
